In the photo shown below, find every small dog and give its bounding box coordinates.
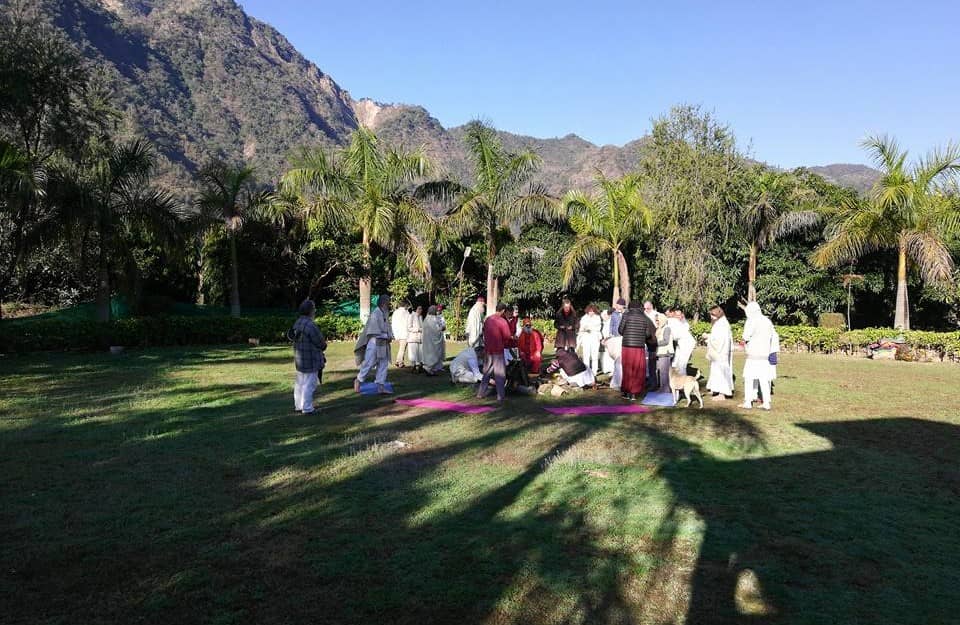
[669,367,703,408]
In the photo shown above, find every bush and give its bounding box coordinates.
[0,314,362,353]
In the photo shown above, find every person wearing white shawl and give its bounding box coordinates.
[466,295,486,348]
[741,301,776,410]
[705,305,734,399]
[577,305,603,374]
[391,303,410,367]
[354,294,394,394]
[421,305,445,375]
[669,310,696,373]
[406,305,424,372]
[450,346,483,384]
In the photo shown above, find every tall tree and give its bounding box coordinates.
[561,173,654,305]
[813,136,960,329]
[280,127,435,322]
[195,161,265,316]
[50,138,181,321]
[444,120,559,315]
[740,167,821,301]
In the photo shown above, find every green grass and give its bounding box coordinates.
[1,343,958,624]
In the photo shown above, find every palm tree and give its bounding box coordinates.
[50,138,181,321]
[0,141,45,319]
[444,120,559,315]
[195,161,266,317]
[561,173,653,305]
[740,167,821,301]
[812,136,960,329]
[280,127,435,323]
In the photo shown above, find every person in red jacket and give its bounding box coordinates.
[518,317,544,375]
[477,302,513,402]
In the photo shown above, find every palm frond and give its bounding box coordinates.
[904,229,955,285]
[561,235,611,288]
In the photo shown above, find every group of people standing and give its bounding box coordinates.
[291,290,781,411]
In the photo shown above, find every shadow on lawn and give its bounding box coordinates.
[3,349,959,624]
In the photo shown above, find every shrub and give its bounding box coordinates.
[0,314,362,354]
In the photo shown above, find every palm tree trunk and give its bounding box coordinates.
[359,229,372,325]
[229,230,241,317]
[747,243,758,302]
[96,242,111,322]
[894,242,909,330]
[616,250,631,304]
[486,240,498,316]
[611,248,620,306]
[196,234,206,305]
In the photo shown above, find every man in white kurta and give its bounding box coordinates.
[391,304,410,367]
[354,294,393,393]
[741,301,775,410]
[706,306,734,399]
[669,312,696,373]
[466,296,486,348]
[578,308,603,374]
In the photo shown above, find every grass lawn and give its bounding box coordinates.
[1,342,959,625]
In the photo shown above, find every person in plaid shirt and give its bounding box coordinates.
[291,299,327,414]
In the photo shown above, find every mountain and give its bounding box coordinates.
[22,0,879,196]
[806,164,880,194]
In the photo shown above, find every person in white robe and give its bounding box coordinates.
[705,305,734,399]
[406,305,424,371]
[354,294,394,393]
[450,346,483,384]
[669,311,696,373]
[741,301,776,410]
[600,309,615,374]
[577,305,603,374]
[391,303,410,367]
[466,296,485,348]
[421,305,446,375]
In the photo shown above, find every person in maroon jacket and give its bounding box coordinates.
[477,302,513,402]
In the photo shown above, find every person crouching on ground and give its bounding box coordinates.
[291,299,327,414]
[618,300,656,400]
[545,349,596,388]
[354,294,394,394]
[451,345,483,384]
[518,317,544,376]
[477,303,512,403]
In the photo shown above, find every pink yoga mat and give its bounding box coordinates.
[544,405,652,416]
[395,398,494,414]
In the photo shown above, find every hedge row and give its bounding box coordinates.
[0,314,362,353]
[2,315,959,361]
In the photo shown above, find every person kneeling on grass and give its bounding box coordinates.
[451,346,483,384]
[290,299,327,414]
[545,349,596,389]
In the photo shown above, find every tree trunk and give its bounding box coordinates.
[611,248,620,306]
[486,240,498,316]
[229,230,241,317]
[894,242,910,330]
[95,242,111,322]
[196,235,206,305]
[359,229,372,325]
[747,243,758,302]
[616,250,631,304]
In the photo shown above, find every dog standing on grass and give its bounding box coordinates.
[669,367,703,408]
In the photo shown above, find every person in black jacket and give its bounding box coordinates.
[617,300,656,400]
[554,298,579,352]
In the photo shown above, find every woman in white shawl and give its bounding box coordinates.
[421,305,446,375]
[706,305,734,400]
[741,301,775,410]
[577,304,603,374]
[406,305,424,372]
[669,310,696,373]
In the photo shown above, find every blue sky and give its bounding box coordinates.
[237,0,959,168]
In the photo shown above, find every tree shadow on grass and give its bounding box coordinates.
[647,417,960,624]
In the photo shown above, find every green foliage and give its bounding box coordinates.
[0,314,361,353]
[819,313,846,329]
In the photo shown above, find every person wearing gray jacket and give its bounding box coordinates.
[291,299,327,414]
